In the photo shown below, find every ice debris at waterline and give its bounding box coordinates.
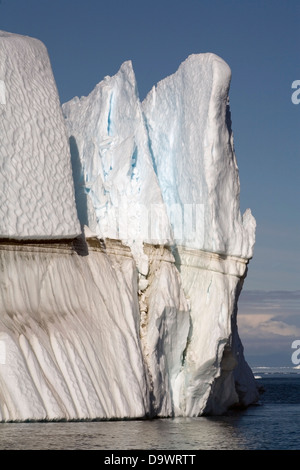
[0,31,258,421]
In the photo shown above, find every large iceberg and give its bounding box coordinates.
[0,31,258,421]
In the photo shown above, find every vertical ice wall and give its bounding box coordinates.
[142,54,257,414]
[0,31,80,239]
[0,237,151,421]
[62,65,194,417]
[143,53,255,259]
[63,53,258,416]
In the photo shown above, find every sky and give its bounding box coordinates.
[0,0,299,367]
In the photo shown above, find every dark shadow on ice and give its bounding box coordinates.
[69,136,89,256]
[225,102,234,152]
[142,114,158,176]
[172,244,182,273]
[72,234,89,257]
[69,135,89,228]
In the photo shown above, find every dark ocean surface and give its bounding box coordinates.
[0,367,299,451]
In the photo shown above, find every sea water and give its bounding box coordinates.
[0,367,299,451]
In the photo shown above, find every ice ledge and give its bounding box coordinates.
[0,235,133,259]
[174,246,249,278]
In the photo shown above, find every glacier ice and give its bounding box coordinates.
[0,31,81,240]
[0,238,150,420]
[0,31,259,421]
[62,61,171,274]
[142,53,255,259]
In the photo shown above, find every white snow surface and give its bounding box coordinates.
[0,31,80,239]
[0,32,259,421]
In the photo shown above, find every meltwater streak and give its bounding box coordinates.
[0,372,300,450]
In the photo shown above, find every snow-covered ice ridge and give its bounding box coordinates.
[0,31,258,421]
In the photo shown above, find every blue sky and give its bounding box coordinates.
[1,0,299,366]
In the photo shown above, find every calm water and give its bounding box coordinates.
[0,368,299,450]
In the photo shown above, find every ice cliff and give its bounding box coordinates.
[0,31,258,421]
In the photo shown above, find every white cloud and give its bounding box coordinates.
[236,290,300,364]
[238,313,300,338]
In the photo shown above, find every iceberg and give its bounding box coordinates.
[0,31,258,421]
